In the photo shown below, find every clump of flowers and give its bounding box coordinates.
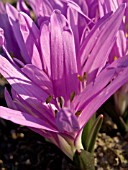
[0,1,127,169]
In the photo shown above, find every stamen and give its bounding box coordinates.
[114,56,117,61]
[10,52,15,59]
[77,72,87,82]
[77,74,83,82]
[54,110,58,116]
[58,96,63,108]
[56,96,64,108]
[75,110,82,117]
[46,95,53,104]
[70,91,76,102]
[83,72,87,79]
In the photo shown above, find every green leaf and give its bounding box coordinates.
[83,114,103,153]
[82,114,96,149]
[73,150,95,170]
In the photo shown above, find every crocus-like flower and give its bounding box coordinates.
[0,2,128,161]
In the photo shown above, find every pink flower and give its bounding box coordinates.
[0,2,127,159]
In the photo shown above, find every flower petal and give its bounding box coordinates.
[0,56,48,103]
[17,0,30,16]
[40,22,51,76]
[0,106,58,132]
[0,3,21,58]
[56,108,80,133]
[75,56,128,111]
[81,4,126,82]
[78,56,128,128]
[6,4,43,69]
[50,10,78,103]
[22,64,53,95]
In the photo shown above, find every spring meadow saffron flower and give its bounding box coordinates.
[0,1,128,168]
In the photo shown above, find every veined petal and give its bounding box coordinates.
[80,12,112,72]
[0,28,5,46]
[18,12,42,69]
[0,1,5,13]
[50,10,78,102]
[75,56,128,111]
[12,93,57,128]
[22,64,53,95]
[0,3,21,59]
[77,56,128,128]
[6,3,42,69]
[6,3,30,64]
[4,88,17,110]
[98,1,127,59]
[27,0,53,19]
[0,106,58,132]
[98,0,119,17]
[67,7,80,56]
[56,108,80,133]
[83,4,126,82]
[0,56,48,103]
[40,22,51,76]
[17,0,30,16]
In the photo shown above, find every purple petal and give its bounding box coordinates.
[22,64,53,95]
[83,4,126,82]
[6,4,43,69]
[67,7,80,55]
[75,56,128,111]
[6,4,30,63]
[40,22,51,76]
[17,0,30,16]
[0,28,5,46]
[0,56,48,103]
[27,0,53,21]
[0,3,21,59]
[4,88,17,110]
[56,108,80,133]
[98,0,119,17]
[0,106,58,132]
[79,12,112,72]
[77,56,128,128]
[50,10,78,103]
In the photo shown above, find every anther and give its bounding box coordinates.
[70,91,76,102]
[75,110,82,117]
[46,95,53,104]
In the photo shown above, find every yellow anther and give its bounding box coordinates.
[77,72,87,82]
[77,75,83,82]
[58,96,63,108]
[10,52,15,59]
[83,72,87,79]
[46,95,53,104]
[70,91,76,102]
[75,110,82,117]
[114,56,117,61]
